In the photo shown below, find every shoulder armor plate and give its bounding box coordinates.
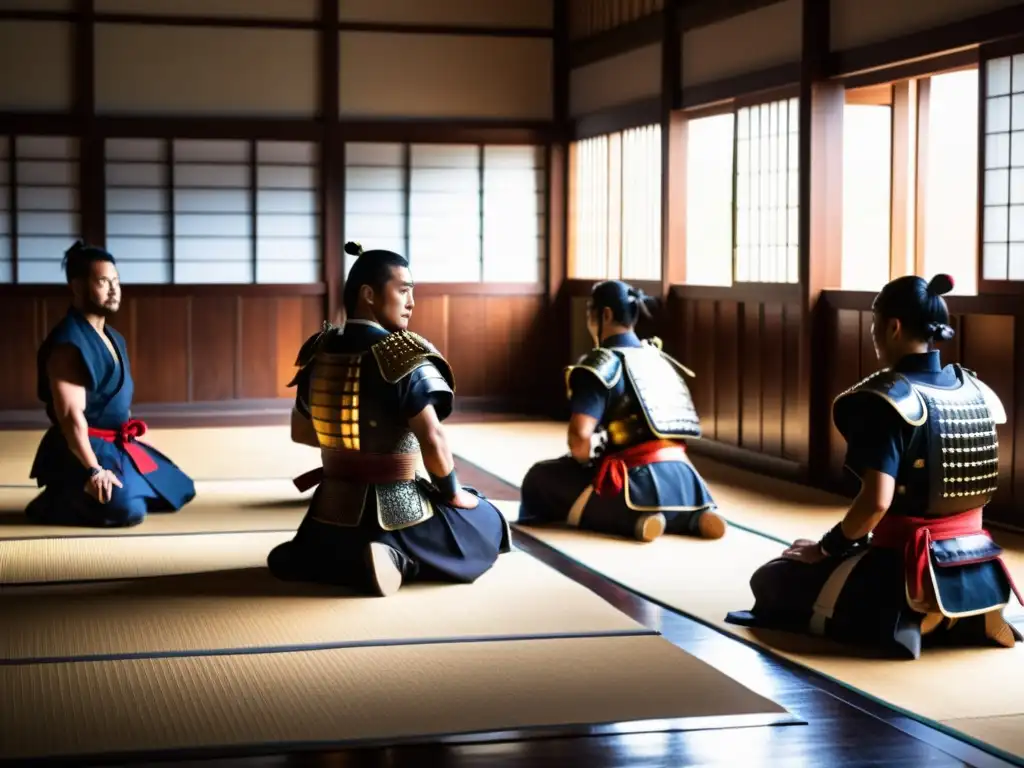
[565,348,622,398]
[371,330,454,388]
[287,322,337,387]
[618,345,702,439]
[960,366,1007,425]
[832,369,927,430]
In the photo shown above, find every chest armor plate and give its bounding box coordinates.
[306,350,431,532]
[915,378,1000,517]
[615,346,701,441]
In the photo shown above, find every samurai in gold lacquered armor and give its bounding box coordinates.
[267,242,511,597]
[518,280,726,543]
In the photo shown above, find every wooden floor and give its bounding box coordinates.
[48,459,1006,767]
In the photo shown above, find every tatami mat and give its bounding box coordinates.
[0,425,318,485]
[0,634,792,762]
[506,513,1024,762]
[0,530,292,584]
[447,420,1024,595]
[0,552,649,662]
[0,479,309,540]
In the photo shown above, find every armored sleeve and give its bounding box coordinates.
[371,330,456,422]
[398,362,455,422]
[837,392,905,480]
[565,348,622,420]
[287,325,335,417]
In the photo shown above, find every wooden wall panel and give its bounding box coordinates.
[0,0,73,9]
[95,0,319,19]
[184,297,237,402]
[338,0,553,28]
[569,42,661,117]
[238,297,279,399]
[667,291,802,465]
[128,297,188,403]
[0,298,39,410]
[0,22,73,111]
[830,0,1020,50]
[739,303,762,452]
[95,25,319,116]
[959,314,1015,513]
[338,33,553,119]
[568,0,664,40]
[680,0,801,88]
[760,304,785,457]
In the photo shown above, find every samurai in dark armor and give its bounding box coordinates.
[518,280,725,543]
[726,273,1022,659]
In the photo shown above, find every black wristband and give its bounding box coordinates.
[819,522,858,557]
[430,469,459,498]
[88,466,103,478]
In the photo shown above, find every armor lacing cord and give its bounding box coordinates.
[87,419,158,474]
[593,439,684,497]
[871,508,1024,606]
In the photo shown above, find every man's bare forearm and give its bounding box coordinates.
[568,432,591,463]
[58,410,100,470]
[420,426,455,479]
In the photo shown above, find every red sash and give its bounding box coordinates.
[593,439,686,498]
[87,418,158,474]
[293,449,421,492]
[871,508,1023,605]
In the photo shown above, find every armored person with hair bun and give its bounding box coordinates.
[728,273,1022,658]
[519,280,725,543]
[268,242,510,597]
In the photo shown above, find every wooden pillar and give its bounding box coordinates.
[76,0,104,248]
[661,1,685,297]
[798,0,844,476]
[320,0,342,324]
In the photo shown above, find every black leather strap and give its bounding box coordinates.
[430,469,459,498]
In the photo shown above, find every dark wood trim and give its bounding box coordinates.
[661,0,684,297]
[95,117,322,141]
[677,0,787,32]
[798,0,839,475]
[836,49,979,90]
[0,9,553,37]
[680,62,801,110]
[572,98,662,140]
[568,12,663,69]
[564,278,662,298]
[321,0,341,324]
[0,284,328,299]
[337,121,558,145]
[248,140,258,279]
[820,289,1024,317]
[337,21,554,38]
[828,6,1024,78]
[669,282,801,304]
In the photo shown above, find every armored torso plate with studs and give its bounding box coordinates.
[832,365,1006,518]
[302,328,455,532]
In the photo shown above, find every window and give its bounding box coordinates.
[344,142,406,278]
[409,144,480,282]
[0,137,10,284]
[841,90,893,291]
[482,145,545,283]
[982,54,1024,282]
[922,69,978,294]
[568,123,662,281]
[172,139,252,285]
[15,136,80,284]
[685,112,735,286]
[343,142,547,283]
[734,98,799,284]
[105,138,171,284]
[255,141,319,284]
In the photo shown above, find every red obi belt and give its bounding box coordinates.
[593,439,685,498]
[87,418,158,474]
[871,508,1023,606]
[293,449,420,492]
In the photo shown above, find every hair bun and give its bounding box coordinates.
[343,241,363,256]
[927,273,954,296]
